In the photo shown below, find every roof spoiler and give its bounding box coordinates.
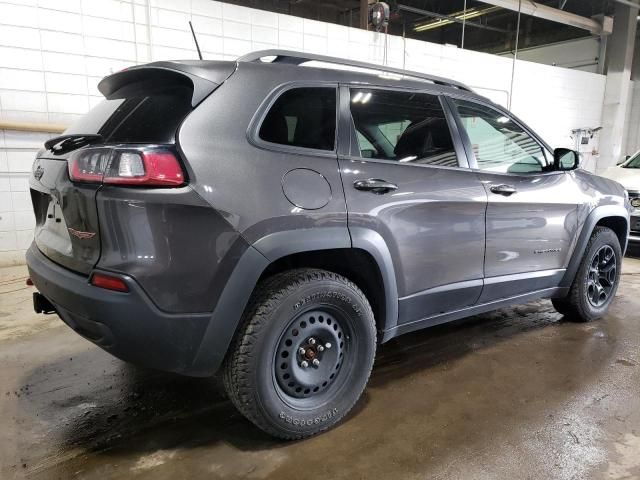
[98,61,236,107]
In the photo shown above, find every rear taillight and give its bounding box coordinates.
[68,147,185,187]
[69,147,111,183]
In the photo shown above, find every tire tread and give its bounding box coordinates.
[222,268,375,439]
[552,226,621,322]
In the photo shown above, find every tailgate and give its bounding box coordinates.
[29,60,235,275]
[30,154,101,275]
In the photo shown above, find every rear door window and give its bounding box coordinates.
[349,88,459,167]
[259,87,337,151]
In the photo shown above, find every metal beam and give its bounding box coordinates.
[477,0,612,35]
[612,0,640,8]
[360,0,369,30]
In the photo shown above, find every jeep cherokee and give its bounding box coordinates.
[26,50,631,439]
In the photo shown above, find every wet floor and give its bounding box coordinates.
[1,258,640,480]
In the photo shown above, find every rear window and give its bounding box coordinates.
[258,87,336,151]
[65,82,193,144]
[349,88,458,167]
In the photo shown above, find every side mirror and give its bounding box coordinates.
[617,156,629,166]
[554,148,580,171]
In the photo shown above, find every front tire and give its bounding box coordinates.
[552,226,622,322]
[222,268,376,439]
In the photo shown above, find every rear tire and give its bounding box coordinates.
[222,268,376,439]
[552,226,622,322]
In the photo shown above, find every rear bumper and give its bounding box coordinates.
[26,243,213,376]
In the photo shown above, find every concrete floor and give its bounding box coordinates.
[1,259,640,480]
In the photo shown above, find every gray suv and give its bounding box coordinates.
[27,50,631,439]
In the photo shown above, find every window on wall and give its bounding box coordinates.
[259,87,336,151]
[450,98,550,174]
[349,88,459,167]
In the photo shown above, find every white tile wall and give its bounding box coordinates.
[0,0,608,265]
[0,128,54,266]
[39,9,83,34]
[0,211,15,232]
[0,24,41,49]
[0,68,45,91]
[0,91,47,112]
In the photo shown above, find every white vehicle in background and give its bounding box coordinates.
[602,152,640,244]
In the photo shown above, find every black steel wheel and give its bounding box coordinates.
[223,268,376,439]
[274,308,349,403]
[552,226,622,322]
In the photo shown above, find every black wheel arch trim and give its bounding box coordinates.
[348,227,399,339]
[560,205,629,289]
[189,226,400,376]
[189,245,270,376]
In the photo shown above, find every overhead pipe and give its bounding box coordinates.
[461,0,467,48]
[508,0,522,111]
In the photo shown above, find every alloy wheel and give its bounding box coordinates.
[586,244,617,307]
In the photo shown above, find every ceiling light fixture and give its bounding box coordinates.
[414,6,500,32]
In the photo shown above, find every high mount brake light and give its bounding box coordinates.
[68,147,185,186]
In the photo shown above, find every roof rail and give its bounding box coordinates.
[237,49,473,92]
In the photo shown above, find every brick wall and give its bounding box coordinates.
[0,0,608,266]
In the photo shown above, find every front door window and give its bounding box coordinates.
[450,99,550,174]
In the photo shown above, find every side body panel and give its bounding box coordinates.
[480,172,580,276]
[95,186,248,313]
[177,63,348,245]
[336,85,487,326]
[179,64,351,374]
[475,171,580,302]
[442,93,611,304]
[559,169,630,287]
[379,181,628,343]
[339,158,487,323]
[571,169,631,243]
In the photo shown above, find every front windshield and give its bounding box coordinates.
[624,152,640,168]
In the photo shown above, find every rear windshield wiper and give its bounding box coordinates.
[44,134,103,154]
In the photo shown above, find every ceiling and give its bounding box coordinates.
[222,0,619,54]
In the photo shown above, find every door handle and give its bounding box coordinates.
[353,178,398,194]
[489,184,517,196]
